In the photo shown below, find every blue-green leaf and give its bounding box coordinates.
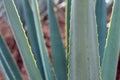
[47,0,67,80]
[0,59,9,80]
[70,0,100,79]
[95,0,107,66]
[31,0,55,80]
[3,0,42,79]
[22,0,45,79]
[65,0,72,79]
[0,35,23,80]
[102,0,120,79]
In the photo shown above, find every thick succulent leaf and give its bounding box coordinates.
[0,59,9,80]
[47,0,67,80]
[0,35,23,80]
[0,49,13,80]
[21,0,45,79]
[66,0,71,54]
[66,0,71,52]
[95,0,107,66]
[70,0,100,80]
[31,0,55,80]
[102,0,120,79]
[65,0,71,79]
[2,0,42,79]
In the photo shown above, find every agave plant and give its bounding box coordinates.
[0,0,120,80]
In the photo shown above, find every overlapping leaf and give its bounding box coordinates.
[3,0,42,79]
[95,0,107,65]
[0,35,23,80]
[22,0,45,79]
[31,0,55,80]
[47,0,67,80]
[102,0,120,79]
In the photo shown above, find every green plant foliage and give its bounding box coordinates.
[70,0,100,80]
[2,0,42,79]
[0,48,15,80]
[0,35,23,80]
[65,0,71,79]
[21,0,45,79]
[102,0,120,79]
[0,59,9,80]
[66,0,71,56]
[47,0,67,80]
[2,0,120,80]
[30,0,55,80]
[95,0,107,66]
